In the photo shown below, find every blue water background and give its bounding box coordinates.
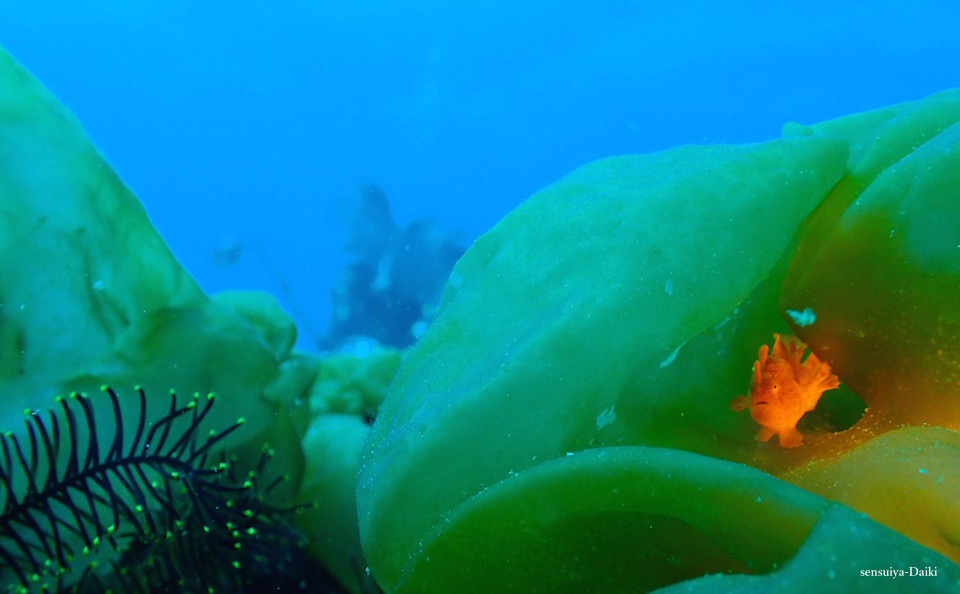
[2,1,958,347]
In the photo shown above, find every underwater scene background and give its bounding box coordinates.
[1,1,960,593]
[1,1,959,346]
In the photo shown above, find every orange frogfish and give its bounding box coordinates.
[730,333,840,448]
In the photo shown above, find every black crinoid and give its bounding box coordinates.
[0,386,312,594]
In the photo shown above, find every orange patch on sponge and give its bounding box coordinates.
[730,333,840,448]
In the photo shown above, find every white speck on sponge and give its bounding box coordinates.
[659,340,687,368]
[596,405,616,429]
[786,307,817,327]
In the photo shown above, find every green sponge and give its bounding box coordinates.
[359,135,849,591]
[0,45,291,456]
[358,89,960,592]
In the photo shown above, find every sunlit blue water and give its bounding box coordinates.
[2,1,958,347]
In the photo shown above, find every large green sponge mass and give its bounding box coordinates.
[358,135,851,591]
[0,44,399,594]
[358,89,960,593]
[0,44,312,591]
[0,46,292,449]
[782,89,960,431]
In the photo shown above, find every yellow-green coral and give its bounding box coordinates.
[297,413,372,593]
[785,426,960,562]
[309,343,402,418]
